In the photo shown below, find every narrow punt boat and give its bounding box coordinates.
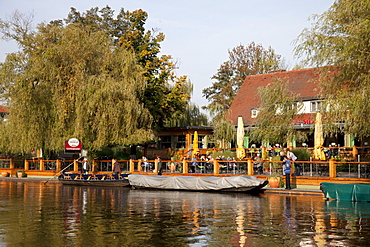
[128,174,268,192]
[58,173,130,187]
[321,182,370,202]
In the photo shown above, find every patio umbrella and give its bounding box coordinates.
[314,112,325,160]
[192,131,199,156]
[236,116,245,159]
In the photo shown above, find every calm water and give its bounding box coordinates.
[0,180,370,247]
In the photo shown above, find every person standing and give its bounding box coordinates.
[287,150,299,176]
[283,156,292,190]
[112,160,121,178]
[82,158,89,174]
[157,155,163,175]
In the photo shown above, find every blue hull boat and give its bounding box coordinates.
[59,173,130,187]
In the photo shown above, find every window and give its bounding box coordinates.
[251,108,259,118]
[310,101,323,113]
[159,135,171,149]
[175,135,186,149]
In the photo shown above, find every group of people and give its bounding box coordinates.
[79,158,122,178]
[189,154,214,173]
[140,155,163,174]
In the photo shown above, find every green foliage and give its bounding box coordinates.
[294,0,370,138]
[211,114,235,148]
[203,42,286,144]
[163,77,208,127]
[203,42,286,119]
[0,11,155,153]
[0,6,193,154]
[91,146,141,160]
[291,148,311,161]
[211,150,235,159]
[248,78,305,145]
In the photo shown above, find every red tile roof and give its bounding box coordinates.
[228,67,323,125]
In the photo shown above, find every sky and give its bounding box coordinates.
[0,0,335,110]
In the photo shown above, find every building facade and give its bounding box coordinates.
[228,67,366,148]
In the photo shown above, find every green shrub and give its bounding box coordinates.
[292,149,311,161]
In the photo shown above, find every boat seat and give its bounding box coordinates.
[74,175,84,180]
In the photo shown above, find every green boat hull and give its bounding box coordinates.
[321,182,370,202]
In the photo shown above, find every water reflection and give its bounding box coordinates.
[0,180,370,246]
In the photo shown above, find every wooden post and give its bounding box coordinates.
[74,159,79,172]
[40,159,44,171]
[213,159,219,175]
[9,158,14,169]
[138,160,142,171]
[92,159,98,174]
[129,159,135,173]
[183,159,188,174]
[24,160,29,171]
[329,159,336,178]
[154,159,158,173]
[247,158,254,175]
[56,159,61,173]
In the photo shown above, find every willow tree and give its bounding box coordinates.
[294,0,370,138]
[249,78,304,145]
[64,7,190,129]
[0,14,154,154]
[164,77,208,127]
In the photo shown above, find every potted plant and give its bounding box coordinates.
[267,172,283,188]
[17,170,23,178]
[1,171,9,177]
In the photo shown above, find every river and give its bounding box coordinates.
[0,180,369,246]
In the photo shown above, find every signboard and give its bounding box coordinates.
[65,138,82,151]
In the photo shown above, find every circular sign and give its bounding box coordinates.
[68,138,80,148]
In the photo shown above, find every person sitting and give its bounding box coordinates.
[254,154,263,174]
[141,156,152,171]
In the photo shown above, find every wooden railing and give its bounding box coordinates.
[0,158,369,179]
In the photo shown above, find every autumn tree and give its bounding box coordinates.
[203,42,286,145]
[294,0,370,138]
[163,77,208,127]
[203,42,286,119]
[0,12,154,155]
[63,7,190,129]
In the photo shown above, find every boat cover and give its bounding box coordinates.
[128,174,266,191]
[321,182,370,201]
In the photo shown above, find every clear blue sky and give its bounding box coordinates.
[0,0,335,110]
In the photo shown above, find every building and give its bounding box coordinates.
[228,67,365,148]
[146,126,214,159]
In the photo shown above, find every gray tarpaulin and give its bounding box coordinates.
[128,174,266,191]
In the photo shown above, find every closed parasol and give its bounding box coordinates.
[236,116,245,159]
[314,112,326,160]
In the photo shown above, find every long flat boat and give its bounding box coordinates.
[321,182,370,202]
[58,173,130,187]
[128,174,268,192]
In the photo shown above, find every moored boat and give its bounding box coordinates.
[128,174,268,192]
[321,182,370,202]
[58,173,130,187]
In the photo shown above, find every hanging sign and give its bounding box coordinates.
[65,138,82,151]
